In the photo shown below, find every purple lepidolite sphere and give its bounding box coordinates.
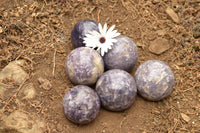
[71,19,98,48]
[63,85,100,124]
[103,35,138,72]
[65,47,104,85]
[96,69,137,111]
[134,60,174,101]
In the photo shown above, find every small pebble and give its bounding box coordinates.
[165,7,180,23]
[0,27,3,33]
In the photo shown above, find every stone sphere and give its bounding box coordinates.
[134,60,174,101]
[65,47,104,85]
[103,35,138,72]
[96,69,137,111]
[63,85,100,124]
[71,19,98,48]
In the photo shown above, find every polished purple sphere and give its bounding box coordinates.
[103,35,138,72]
[96,69,137,111]
[63,85,100,124]
[65,47,104,85]
[134,60,174,101]
[71,19,98,48]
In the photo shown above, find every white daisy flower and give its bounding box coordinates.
[83,23,121,56]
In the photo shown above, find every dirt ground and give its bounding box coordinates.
[0,0,200,132]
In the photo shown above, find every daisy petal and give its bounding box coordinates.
[102,23,108,35]
[84,34,94,39]
[110,39,117,43]
[107,29,118,38]
[108,45,112,49]
[101,49,105,56]
[107,25,115,34]
[98,23,103,35]
[113,32,121,37]
[91,31,101,37]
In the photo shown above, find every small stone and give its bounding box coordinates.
[31,13,36,17]
[14,12,20,17]
[2,110,45,133]
[136,42,145,48]
[36,12,49,17]
[38,77,52,90]
[18,9,23,15]
[53,23,60,29]
[0,27,3,34]
[56,123,63,132]
[149,38,171,55]
[152,109,160,114]
[152,0,159,4]
[165,7,180,23]
[0,60,28,85]
[181,113,190,122]
[156,30,166,36]
[29,7,34,12]
[3,12,8,17]
[19,83,36,99]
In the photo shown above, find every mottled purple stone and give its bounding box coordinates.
[71,19,98,48]
[65,47,104,85]
[63,85,100,124]
[103,35,138,72]
[96,69,137,111]
[134,60,174,101]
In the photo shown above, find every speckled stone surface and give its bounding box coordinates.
[71,19,98,48]
[103,35,138,72]
[134,60,174,101]
[96,69,137,111]
[65,47,104,85]
[63,85,100,124]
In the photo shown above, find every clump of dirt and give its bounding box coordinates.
[0,0,200,132]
